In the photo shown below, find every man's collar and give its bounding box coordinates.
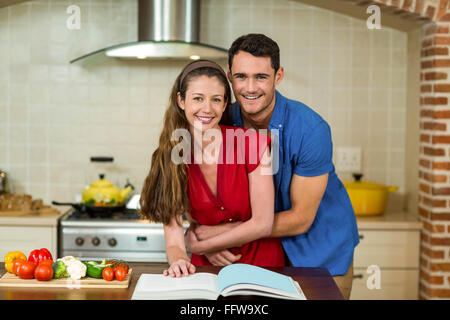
[231,90,286,131]
[268,90,286,131]
[231,100,243,127]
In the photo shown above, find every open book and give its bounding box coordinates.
[131,263,306,300]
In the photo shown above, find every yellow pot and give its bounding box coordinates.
[82,174,132,206]
[344,175,398,216]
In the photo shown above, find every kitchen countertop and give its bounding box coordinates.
[0,263,344,300]
[0,206,421,229]
[356,211,422,230]
[0,207,71,227]
[0,208,422,230]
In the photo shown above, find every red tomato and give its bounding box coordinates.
[34,264,54,281]
[117,262,129,273]
[38,259,54,267]
[17,261,36,279]
[106,260,129,273]
[114,266,127,281]
[11,259,26,275]
[102,267,114,281]
[106,260,118,272]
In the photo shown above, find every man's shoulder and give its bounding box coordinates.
[281,94,328,131]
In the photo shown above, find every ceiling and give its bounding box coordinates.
[1,0,428,32]
[0,0,30,9]
[293,0,428,32]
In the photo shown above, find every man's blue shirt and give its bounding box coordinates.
[230,90,360,276]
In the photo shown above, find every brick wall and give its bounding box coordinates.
[375,0,450,300]
[419,17,450,299]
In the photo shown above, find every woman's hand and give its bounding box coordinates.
[185,226,205,255]
[184,224,197,253]
[205,250,242,266]
[163,259,196,278]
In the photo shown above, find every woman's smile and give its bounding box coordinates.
[194,115,215,124]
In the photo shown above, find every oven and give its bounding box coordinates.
[59,208,188,262]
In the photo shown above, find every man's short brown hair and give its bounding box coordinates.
[228,33,280,73]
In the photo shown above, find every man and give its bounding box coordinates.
[186,34,359,300]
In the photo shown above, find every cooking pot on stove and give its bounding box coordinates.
[344,173,398,216]
[82,173,132,206]
[0,170,10,194]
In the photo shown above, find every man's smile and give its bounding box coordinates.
[243,94,263,101]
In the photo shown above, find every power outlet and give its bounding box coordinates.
[335,147,362,172]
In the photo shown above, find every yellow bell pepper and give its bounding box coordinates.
[4,251,27,273]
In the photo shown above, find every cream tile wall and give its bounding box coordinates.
[0,0,408,211]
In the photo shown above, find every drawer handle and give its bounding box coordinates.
[359,234,364,240]
[353,274,363,279]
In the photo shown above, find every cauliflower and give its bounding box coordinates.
[57,256,87,280]
[58,255,76,263]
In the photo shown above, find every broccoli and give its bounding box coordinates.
[52,260,69,279]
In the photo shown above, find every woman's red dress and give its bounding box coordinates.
[187,125,285,267]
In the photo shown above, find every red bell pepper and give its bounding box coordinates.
[28,248,53,266]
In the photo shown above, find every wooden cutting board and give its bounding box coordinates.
[0,269,132,288]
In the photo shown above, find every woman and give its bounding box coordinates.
[139,60,284,277]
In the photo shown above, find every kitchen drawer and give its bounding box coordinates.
[0,225,57,261]
[350,268,419,300]
[354,230,420,268]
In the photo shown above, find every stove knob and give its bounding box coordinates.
[75,237,84,246]
[108,238,117,247]
[92,237,100,246]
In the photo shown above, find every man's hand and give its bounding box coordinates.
[185,223,242,264]
[193,224,216,241]
[205,250,242,266]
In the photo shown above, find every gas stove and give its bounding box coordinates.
[62,208,144,223]
[59,208,188,262]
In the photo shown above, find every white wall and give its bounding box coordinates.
[0,0,409,211]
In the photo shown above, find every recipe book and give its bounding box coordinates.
[131,263,306,300]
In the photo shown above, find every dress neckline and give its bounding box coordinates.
[191,125,225,207]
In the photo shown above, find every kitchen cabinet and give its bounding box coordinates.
[350,212,422,300]
[0,211,66,261]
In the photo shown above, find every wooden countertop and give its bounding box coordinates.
[0,263,344,300]
[0,207,70,227]
[356,211,422,230]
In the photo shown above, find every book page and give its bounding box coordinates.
[217,264,300,295]
[131,272,219,300]
[221,282,306,300]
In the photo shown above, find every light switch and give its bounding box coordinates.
[335,147,362,172]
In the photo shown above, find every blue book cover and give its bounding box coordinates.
[217,263,299,294]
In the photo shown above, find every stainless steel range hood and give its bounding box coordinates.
[70,0,228,65]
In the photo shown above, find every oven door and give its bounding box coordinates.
[60,226,169,262]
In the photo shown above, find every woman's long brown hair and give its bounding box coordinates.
[139,64,232,226]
